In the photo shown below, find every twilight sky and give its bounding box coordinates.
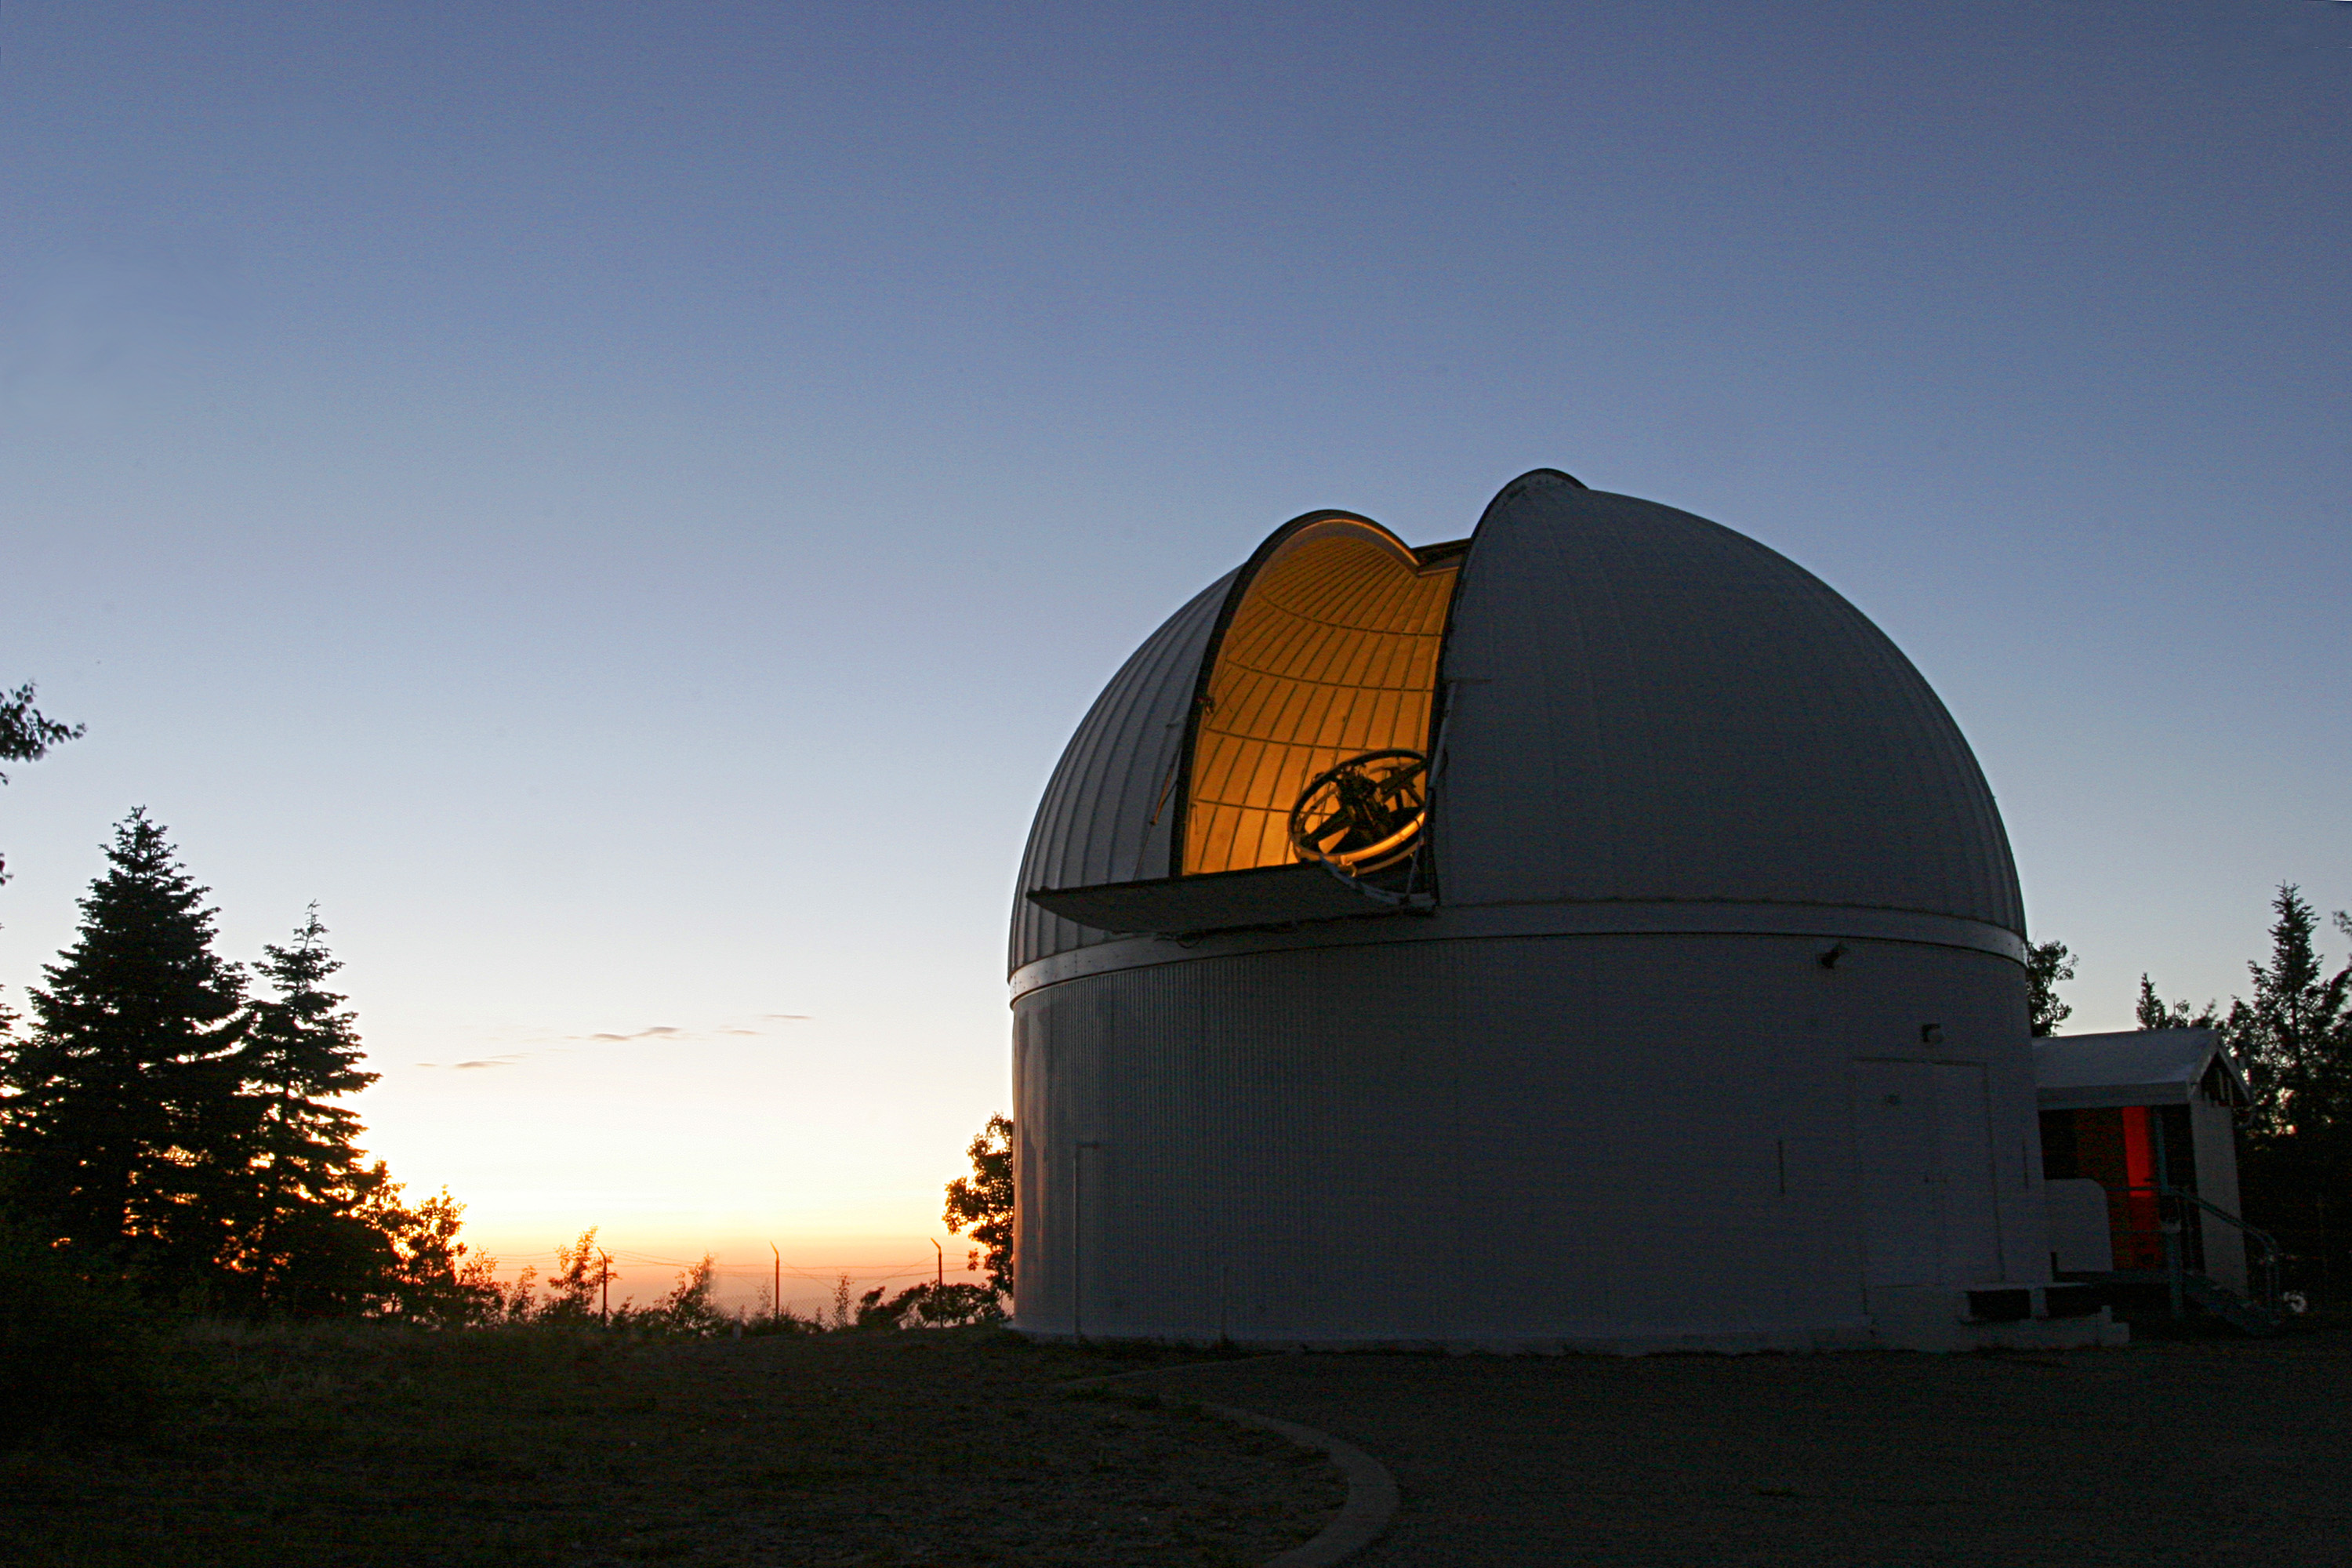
[4,2,2347,1312]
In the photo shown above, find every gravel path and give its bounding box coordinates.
[1125,1330,2352,1566]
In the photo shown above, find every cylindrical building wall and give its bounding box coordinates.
[1011,927,2049,1352]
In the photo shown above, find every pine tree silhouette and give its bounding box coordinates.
[217,906,403,1313]
[3,810,247,1283]
[5,817,503,1316]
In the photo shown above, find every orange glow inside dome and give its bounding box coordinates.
[1180,517,1461,876]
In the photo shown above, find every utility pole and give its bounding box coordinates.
[771,1242,782,1324]
[598,1250,612,1327]
[932,1238,943,1289]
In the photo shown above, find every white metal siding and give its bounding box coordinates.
[1010,572,1233,973]
[1011,931,2045,1348]
[1436,476,2025,931]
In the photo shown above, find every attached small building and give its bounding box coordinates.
[2035,1028,2252,1294]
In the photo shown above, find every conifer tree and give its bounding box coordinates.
[3,816,499,1316]
[216,907,400,1312]
[2226,888,2352,1294]
[2234,885,2352,1147]
[0,810,247,1282]
[2135,975,2219,1032]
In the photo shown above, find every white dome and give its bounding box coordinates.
[1012,470,2022,981]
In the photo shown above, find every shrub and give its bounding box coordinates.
[0,1208,161,1449]
[854,1280,1007,1330]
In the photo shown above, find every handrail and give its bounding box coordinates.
[2159,1183,2283,1311]
[2105,1183,2284,1316]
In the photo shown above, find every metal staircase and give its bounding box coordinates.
[2180,1271,2288,1337]
[2164,1185,2287,1335]
[2071,1185,2289,1338]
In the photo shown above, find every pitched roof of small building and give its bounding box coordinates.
[2033,1028,2249,1110]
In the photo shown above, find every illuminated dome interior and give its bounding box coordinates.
[1178,517,1463,875]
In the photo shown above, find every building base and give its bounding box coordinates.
[1013,1299,2129,1356]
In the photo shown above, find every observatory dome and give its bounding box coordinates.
[1013,469,2020,979]
[1006,470,2067,1356]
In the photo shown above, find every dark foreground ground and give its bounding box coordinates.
[0,1323,1341,1567]
[12,1321,2350,1567]
[1122,1323,2352,1567]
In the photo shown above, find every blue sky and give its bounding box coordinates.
[4,2,2347,1305]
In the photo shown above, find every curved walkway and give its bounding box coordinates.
[1203,1401,1397,1568]
[1125,1331,2352,1567]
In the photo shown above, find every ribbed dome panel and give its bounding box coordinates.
[1434,474,2022,931]
[1008,573,1234,975]
[1010,472,2025,981]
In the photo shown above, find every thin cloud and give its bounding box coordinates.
[434,1014,815,1061]
[579,1018,809,1042]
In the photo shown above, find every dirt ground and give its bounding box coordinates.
[0,1324,1343,1567]
[16,1320,2350,1567]
[1120,1325,2352,1567]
